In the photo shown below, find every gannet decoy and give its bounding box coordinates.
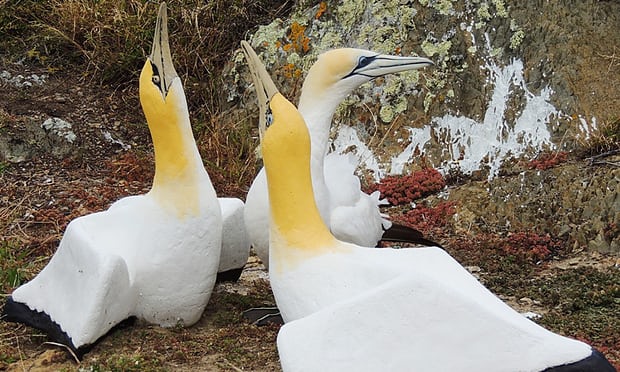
[240,41,615,372]
[244,45,438,269]
[2,3,223,356]
[217,197,250,282]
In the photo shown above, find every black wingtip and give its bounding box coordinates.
[3,297,136,360]
[3,296,85,358]
[242,306,284,326]
[380,223,443,248]
[543,348,616,371]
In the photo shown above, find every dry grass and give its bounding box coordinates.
[576,117,620,159]
[0,0,292,196]
[0,0,292,115]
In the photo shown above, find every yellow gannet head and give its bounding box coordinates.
[240,41,311,179]
[139,2,202,215]
[140,2,180,107]
[241,41,337,265]
[301,48,433,98]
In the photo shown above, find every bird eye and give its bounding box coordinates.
[357,56,373,68]
[265,106,273,127]
[152,75,161,84]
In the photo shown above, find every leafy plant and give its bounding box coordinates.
[366,168,445,205]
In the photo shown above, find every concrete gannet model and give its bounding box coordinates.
[3,3,223,356]
[240,41,615,372]
[244,46,437,269]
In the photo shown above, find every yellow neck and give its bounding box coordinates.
[263,94,337,267]
[139,61,201,217]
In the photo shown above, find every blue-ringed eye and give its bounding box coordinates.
[357,56,373,68]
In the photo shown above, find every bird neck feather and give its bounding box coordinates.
[263,94,337,268]
[139,61,206,217]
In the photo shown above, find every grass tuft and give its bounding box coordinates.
[576,117,620,158]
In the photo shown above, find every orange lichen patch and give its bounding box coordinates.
[316,2,327,19]
[282,63,302,79]
[282,21,310,54]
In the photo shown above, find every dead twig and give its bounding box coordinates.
[589,161,620,168]
[42,342,81,364]
[587,149,620,166]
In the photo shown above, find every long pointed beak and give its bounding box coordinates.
[149,2,178,98]
[241,41,279,137]
[348,54,434,79]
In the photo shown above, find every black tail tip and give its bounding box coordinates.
[3,296,85,358]
[3,297,134,360]
[544,348,616,372]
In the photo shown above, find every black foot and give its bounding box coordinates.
[3,296,135,360]
[543,348,616,372]
[216,267,245,283]
[242,306,283,326]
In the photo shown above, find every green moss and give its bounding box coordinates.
[336,0,367,30]
[510,29,525,50]
[359,25,403,53]
[250,20,286,66]
[393,97,409,117]
[492,0,509,18]
[380,106,396,123]
[383,77,404,96]
[401,70,421,87]
[396,6,417,28]
[424,92,436,113]
[434,0,455,15]
[314,29,344,54]
[286,52,302,65]
[421,40,452,59]
[477,3,491,20]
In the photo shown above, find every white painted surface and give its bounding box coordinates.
[218,197,250,273]
[11,66,224,349]
[274,246,592,372]
[332,57,559,180]
[12,189,222,347]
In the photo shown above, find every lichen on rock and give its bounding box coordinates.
[223,0,620,253]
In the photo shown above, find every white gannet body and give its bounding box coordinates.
[4,3,222,354]
[217,197,250,281]
[241,41,615,372]
[244,48,435,268]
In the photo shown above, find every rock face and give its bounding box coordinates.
[225,0,619,253]
[445,160,620,253]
